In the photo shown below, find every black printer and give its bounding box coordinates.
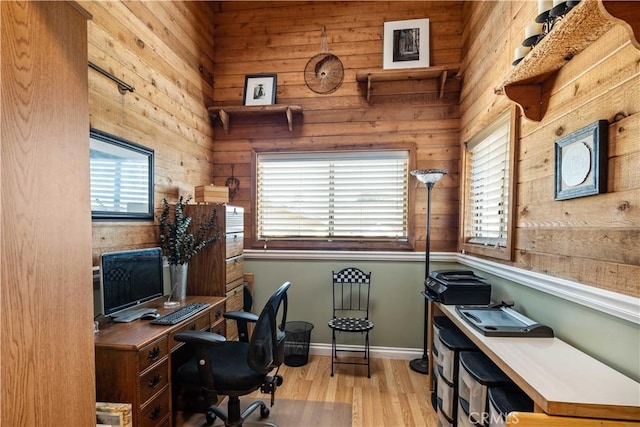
[424,270,491,305]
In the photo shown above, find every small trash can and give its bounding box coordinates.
[284,321,314,367]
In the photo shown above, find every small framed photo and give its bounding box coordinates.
[383,18,430,70]
[554,120,608,201]
[243,74,277,106]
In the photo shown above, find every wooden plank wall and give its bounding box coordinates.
[209,1,463,252]
[79,1,217,263]
[460,1,639,297]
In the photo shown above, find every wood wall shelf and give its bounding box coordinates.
[208,105,303,134]
[495,0,639,121]
[355,64,461,102]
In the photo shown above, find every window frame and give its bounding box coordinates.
[251,144,416,251]
[460,107,518,261]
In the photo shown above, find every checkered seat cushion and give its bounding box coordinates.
[328,317,374,332]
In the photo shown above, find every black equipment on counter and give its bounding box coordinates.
[424,270,492,305]
[456,303,554,338]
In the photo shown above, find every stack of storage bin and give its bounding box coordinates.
[457,351,512,426]
[436,326,478,426]
[432,316,456,410]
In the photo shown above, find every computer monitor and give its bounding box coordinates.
[99,247,164,317]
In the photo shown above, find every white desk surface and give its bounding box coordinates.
[436,303,640,421]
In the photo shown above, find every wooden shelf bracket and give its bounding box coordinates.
[495,0,639,121]
[356,64,461,103]
[208,105,303,134]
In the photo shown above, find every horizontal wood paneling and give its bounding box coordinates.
[210,1,463,253]
[81,1,217,263]
[461,1,639,297]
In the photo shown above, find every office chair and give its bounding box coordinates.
[174,281,290,426]
[328,267,374,378]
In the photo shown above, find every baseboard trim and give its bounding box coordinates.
[308,343,423,360]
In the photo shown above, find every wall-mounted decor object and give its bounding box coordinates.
[383,18,429,69]
[243,74,277,106]
[554,120,607,200]
[90,128,154,220]
[304,26,344,94]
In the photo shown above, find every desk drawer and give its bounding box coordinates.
[225,255,243,284]
[169,311,211,351]
[138,386,170,427]
[226,232,244,258]
[139,337,168,372]
[139,358,169,405]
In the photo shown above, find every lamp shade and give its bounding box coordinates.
[410,168,448,184]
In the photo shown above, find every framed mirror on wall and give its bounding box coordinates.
[90,128,154,220]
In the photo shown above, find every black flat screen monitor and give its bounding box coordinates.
[100,247,164,316]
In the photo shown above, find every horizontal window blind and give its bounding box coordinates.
[257,151,409,240]
[467,113,510,247]
[90,156,149,213]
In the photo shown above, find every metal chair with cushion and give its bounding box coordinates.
[328,267,374,378]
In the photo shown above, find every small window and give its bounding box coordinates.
[90,128,154,220]
[256,150,410,249]
[462,109,516,260]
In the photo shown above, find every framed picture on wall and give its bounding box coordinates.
[243,74,277,106]
[383,18,430,69]
[554,120,608,200]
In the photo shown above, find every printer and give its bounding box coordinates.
[424,270,491,305]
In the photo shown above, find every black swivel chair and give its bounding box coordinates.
[174,281,290,426]
[328,267,374,378]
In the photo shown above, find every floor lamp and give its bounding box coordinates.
[409,168,448,374]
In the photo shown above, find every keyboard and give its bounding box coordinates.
[150,302,210,325]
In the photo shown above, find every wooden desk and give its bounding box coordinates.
[94,296,226,427]
[431,302,640,423]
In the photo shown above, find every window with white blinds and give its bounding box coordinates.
[90,156,149,213]
[467,112,511,247]
[256,151,409,241]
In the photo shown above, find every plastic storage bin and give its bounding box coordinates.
[437,405,454,427]
[436,327,478,424]
[438,328,478,384]
[432,316,457,411]
[458,351,512,426]
[284,321,314,367]
[487,386,533,427]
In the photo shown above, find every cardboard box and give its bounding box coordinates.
[195,184,229,203]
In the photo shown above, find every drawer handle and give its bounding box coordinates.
[148,374,162,388]
[215,311,221,319]
[188,323,196,331]
[147,346,160,361]
[149,405,161,420]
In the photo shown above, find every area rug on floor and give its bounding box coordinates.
[176,398,352,427]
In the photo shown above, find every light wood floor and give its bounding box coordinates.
[246,354,439,427]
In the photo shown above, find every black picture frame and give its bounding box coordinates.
[90,128,154,220]
[554,120,608,201]
[243,74,277,106]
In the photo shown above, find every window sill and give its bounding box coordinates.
[250,240,413,252]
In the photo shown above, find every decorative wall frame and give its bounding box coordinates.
[90,128,154,220]
[243,74,277,106]
[554,120,608,200]
[383,18,430,70]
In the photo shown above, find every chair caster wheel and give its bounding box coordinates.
[205,410,216,426]
[260,405,270,418]
[275,374,283,386]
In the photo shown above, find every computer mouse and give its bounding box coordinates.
[141,312,160,320]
